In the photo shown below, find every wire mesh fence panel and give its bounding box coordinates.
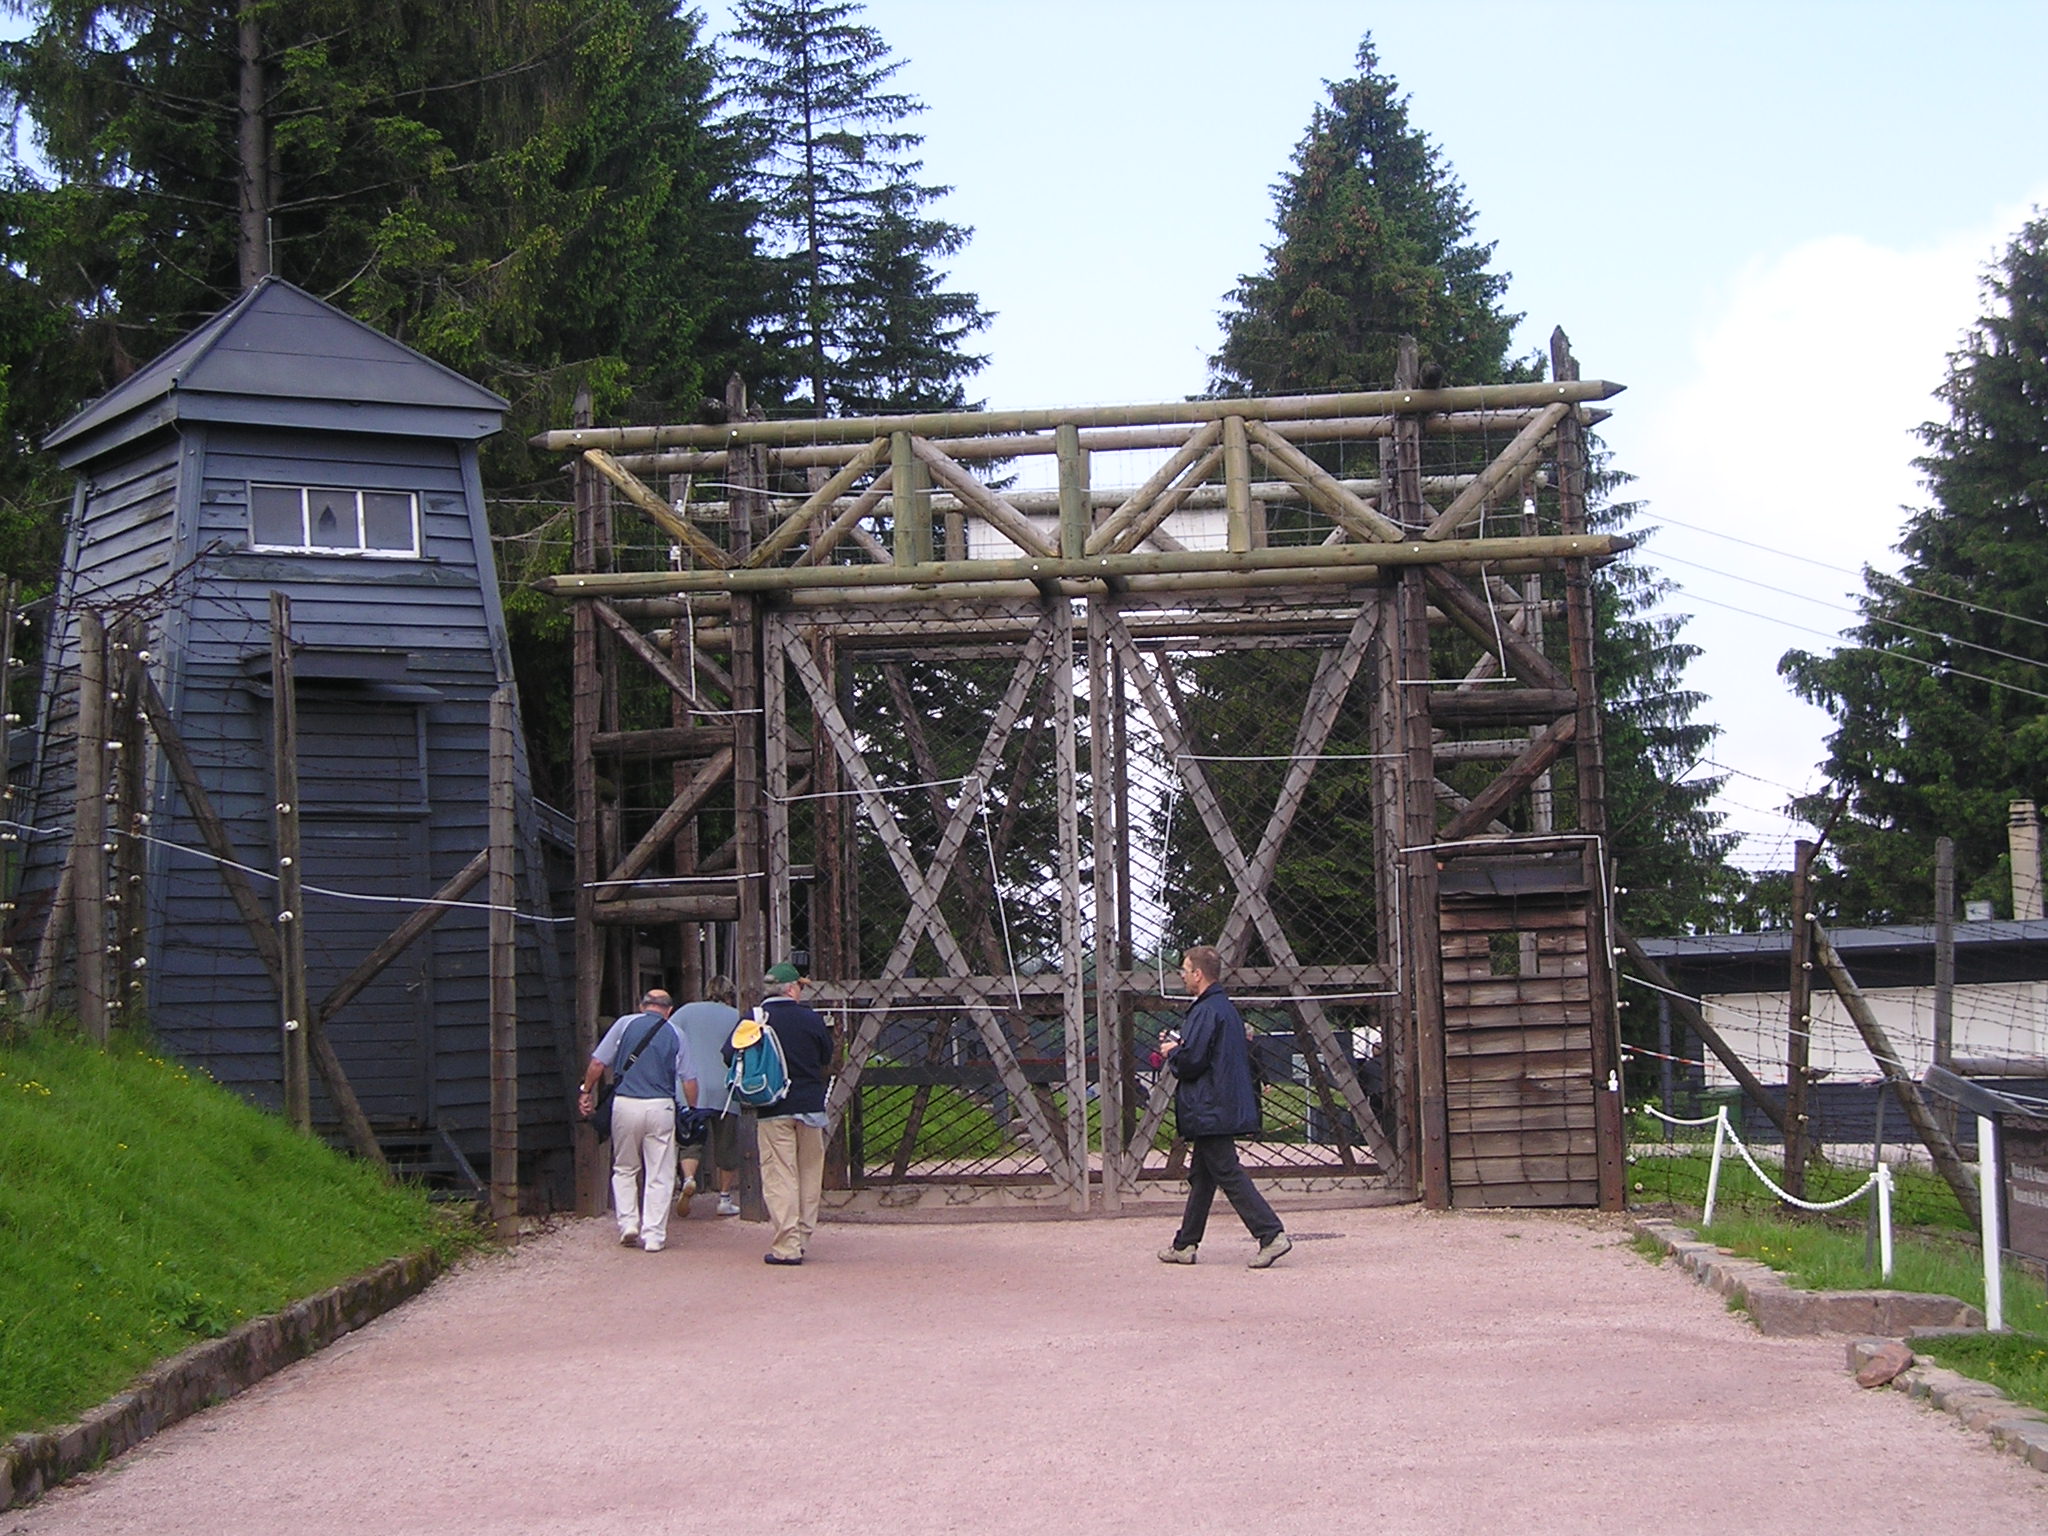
[1105,612,1394,1179]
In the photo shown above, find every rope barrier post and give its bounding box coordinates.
[1703,1105,1728,1228]
[1877,1162,1894,1281]
[1980,1113,2004,1331]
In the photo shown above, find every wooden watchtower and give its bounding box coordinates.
[16,278,577,1205]
[542,334,1627,1213]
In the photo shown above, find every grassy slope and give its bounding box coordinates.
[0,1029,456,1440]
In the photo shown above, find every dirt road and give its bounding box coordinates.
[8,1204,2043,1535]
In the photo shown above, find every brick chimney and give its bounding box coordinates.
[2010,799,2043,920]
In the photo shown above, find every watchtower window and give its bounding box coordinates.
[251,484,419,556]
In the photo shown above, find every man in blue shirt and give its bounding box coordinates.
[578,990,696,1252]
[1158,947,1291,1269]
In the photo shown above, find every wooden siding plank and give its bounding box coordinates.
[1438,904,1585,933]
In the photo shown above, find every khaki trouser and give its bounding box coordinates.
[757,1115,823,1259]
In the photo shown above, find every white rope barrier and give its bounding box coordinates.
[1636,1102,1893,1279]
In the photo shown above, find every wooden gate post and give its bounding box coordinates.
[570,391,605,1214]
[1552,328,1627,1211]
[488,685,520,1238]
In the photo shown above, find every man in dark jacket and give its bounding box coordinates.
[725,962,835,1266]
[1159,946,1291,1268]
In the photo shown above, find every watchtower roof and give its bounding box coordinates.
[46,277,507,466]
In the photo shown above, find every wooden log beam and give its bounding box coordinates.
[1422,567,1569,691]
[1422,402,1570,539]
[793,470,892,567]
[1084,420,1221,555]
[1811,923,1981,1227]
[1437,715,1578,844]
[590,724,736,759]
[536,532,1630,599]
[1430,688,1577,724]
[536,379,1624,453]
[592,600,706,707]
[582,449,730,568]
[589,895,741,923]
[745,437,889,568]
[1616,929,1790,1139]
[907,436,1055,558]
[608,408,1611,475]
[1105,446,1224,556]
[315,850,489,1024]
[592,747,735,901]
[1244,419,1405,542]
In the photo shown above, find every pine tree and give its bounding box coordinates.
[1211,36,1524,396]
[724,0,987,416]
[1781,215,2048,922]
[1195,33,1734,949]
[0,0,768,489]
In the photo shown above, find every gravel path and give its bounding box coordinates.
[8,1204,2044,1535]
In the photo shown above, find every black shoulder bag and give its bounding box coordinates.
[586,1014,668,1141]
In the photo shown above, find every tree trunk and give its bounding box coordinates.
[236,0,269,287]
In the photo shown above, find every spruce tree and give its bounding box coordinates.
[1196,33,1734,951]
[1781,215,2048,921]
[0,0,768,489]
[724,0,987,416]
[1211,36,1523,396]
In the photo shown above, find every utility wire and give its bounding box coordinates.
[1649,511,2048,635]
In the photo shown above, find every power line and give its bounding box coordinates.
[1660,587,2048,705]
[1655,549,2048,676]
[1649,511,2048,635]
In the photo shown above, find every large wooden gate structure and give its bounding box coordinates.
[540,332,1627,1212]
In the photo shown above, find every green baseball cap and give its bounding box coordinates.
[765,962,805,985]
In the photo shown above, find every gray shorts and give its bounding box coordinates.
[708,1111,743,1172]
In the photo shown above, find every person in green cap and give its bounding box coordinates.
[729,962,834,1265]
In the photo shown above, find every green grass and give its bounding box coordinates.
[1913,1330,2048,1417]
[1698,1209,2048,1332]
[0,1027,460,1440]
[1629,1132,1974,1232]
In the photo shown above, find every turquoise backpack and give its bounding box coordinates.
[726,1010,790,1108]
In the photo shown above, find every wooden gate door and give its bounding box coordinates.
[1435,847,1621,1207]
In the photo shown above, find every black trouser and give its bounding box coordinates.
[1173,1134,1282,1248]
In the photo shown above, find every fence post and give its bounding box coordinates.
[1703,1107,1728,1227]
[1980,1114,2004,1331]
[71,610,110,1042]
[270,592,310,1132]
[488,685,519,1239]
[1784,838,1816,1200]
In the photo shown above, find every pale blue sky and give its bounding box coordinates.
[702,0,2048,869]
[12,2,2048,872]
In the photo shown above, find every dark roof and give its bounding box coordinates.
[46,278,507,464]
[1640,918,2048,991]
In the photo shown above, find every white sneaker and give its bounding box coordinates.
[619,1229,641,1248]
[717,1194,740,1216]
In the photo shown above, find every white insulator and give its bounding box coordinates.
[278,910,295,923]
[276,802,292,814]
[132,956,147,969]
[137,650,151,662]
[2,713,17,724]
[279,856,293,868]
[101,841,116,853]
[283,1018,300,1032]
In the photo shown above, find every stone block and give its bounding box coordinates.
[1854,1339,1914,1388]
